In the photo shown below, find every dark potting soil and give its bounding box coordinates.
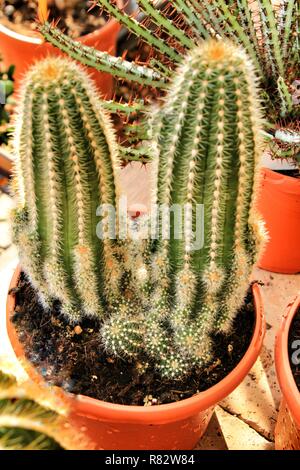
[0,0,109,38]
[11,273,255,406]
[289,307,300,393]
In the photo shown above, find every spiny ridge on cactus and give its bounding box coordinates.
[12,57,122,322]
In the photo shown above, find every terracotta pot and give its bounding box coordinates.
[275,294,300,450]
[7,267,265,450]
[0,1,123,97]
[257,168,300,274]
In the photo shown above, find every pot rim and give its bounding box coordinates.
[0,0,123,45]
[275,293,300,428]
[7,265,265,425]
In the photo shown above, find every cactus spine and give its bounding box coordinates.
[13,57,121,321]
[102,41,266,378]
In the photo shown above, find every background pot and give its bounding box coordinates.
[275,294,300,450]
[257,168,300,274]
[7,267,265,450]
[0,0,123,98]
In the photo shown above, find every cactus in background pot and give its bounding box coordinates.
[0,366,89,450]
[12,57,123,322]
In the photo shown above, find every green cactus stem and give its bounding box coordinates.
[40,21,166,89]
[40,0,299,165]
[0,367,90,450]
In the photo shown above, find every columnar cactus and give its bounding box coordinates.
[12,57,121,321]
[101,40,266,378]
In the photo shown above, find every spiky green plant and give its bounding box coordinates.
[12,56,150,362]
[12,57,123,322]
[101,40,266,378]
[12,14,267,380]
[0,367,88,450]
[40,0,299,165]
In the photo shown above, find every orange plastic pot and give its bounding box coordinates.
[257,168,300,274]
[0,1,123,97]
[7,266,265,450]
[275,294,300,450]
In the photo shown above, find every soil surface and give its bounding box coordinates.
[11,273,255,406]
[289,307,300,392]
[0,0,109,38]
